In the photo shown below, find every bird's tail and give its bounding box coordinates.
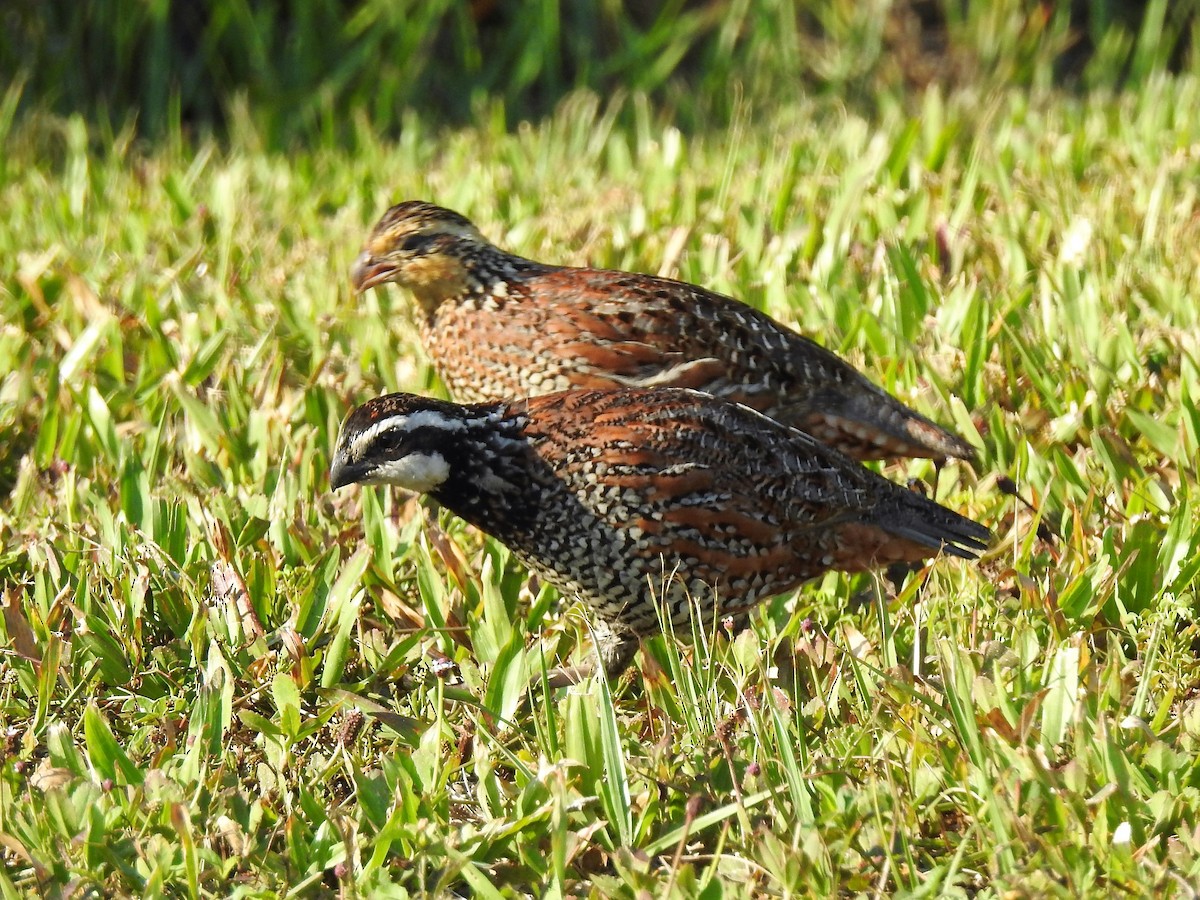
[802,386,976,463]
[826,488,990,573]
[881,490,991,561]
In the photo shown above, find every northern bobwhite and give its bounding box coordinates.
[330,388,989,679]
[350,201,975,463]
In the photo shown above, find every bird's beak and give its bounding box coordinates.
[350,251,395,292]
[329,451,364,491]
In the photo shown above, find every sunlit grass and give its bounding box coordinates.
[2,76,1200,895]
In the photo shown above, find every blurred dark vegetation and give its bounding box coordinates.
[1,0,1197,146]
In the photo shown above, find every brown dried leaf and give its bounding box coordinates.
[2,587,41,665]
[210,559,265,641]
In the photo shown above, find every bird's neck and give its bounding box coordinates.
[411,243,552,314]
[428,405,542,531]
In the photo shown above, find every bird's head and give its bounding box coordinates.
[350,201,493,311]
[329,393,470,494]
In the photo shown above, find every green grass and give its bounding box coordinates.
[5,0,1199,143]
[3,72,1200,895]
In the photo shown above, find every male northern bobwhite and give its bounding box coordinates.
[350,201,975,463]
[330,388,989,680]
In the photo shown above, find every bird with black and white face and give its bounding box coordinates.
[350,200,976,464]
[330,387,989,682]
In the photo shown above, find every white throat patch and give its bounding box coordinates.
[366,451,451,493]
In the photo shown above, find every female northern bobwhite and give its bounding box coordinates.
[350,201,975,463]
[330,388,989,680]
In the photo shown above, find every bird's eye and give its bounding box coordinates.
[399,233,435,254]
[381,430,407,453]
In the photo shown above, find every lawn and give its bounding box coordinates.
[3,44,1200,899]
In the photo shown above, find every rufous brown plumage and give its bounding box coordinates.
[331,388,988,678]
[351,201,975,463]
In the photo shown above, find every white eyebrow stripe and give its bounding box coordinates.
[349,408,466,459]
